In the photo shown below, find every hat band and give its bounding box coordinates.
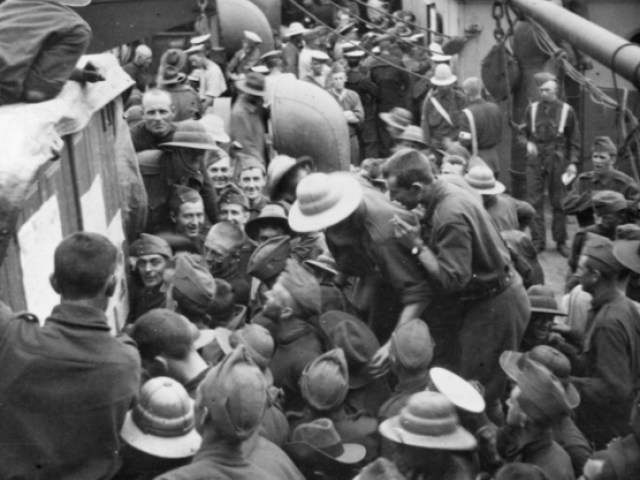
[400,409,457,436]
[299,188,342,216]
[133,404,195,438]
[467,179,497,190]
[317,441,345,458]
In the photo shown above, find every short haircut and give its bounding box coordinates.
[265,57,283,70]
[207,221,244,250]
[207,279,236,327]
[463,77,483,97]
[495,463,551,480]
[592,136,617,156]
[54,232,117,299]
[382,148,434,189]
[130,309,192,361]
[142,88,173,109]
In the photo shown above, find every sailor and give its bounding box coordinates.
[227,30,263,82]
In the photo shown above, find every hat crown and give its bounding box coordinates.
[292,418,342,449]
[390,319,434,370]
[301,348,349,411]
[130,233,172,258]
[433,64,455,82]
[230,324,274,369]
[322,311,379,367]
[133,377,195,438]
[244,72,265,90]
[287,22,307,36]
[465,165,496,188]
[169,131,217,149]
[258,203,288,220]
[400,392,459,437]
[399,125,426,144]
[173,254,216,310]
[248,235,291,282]
[387,107,413,127]
[516,359,571,422]
[528,346,571,380]
[295,173,345,218]
[526,285,561,313]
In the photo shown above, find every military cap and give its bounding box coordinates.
[582,233,622,272]
[310,50,330,62]
[219,191,250,211]
[331,62,346,75]
[614,224,640,275]
[168,185,203,214]
[199,345,268,441]
[593,190,627,216]
[129,233,172,259]
[190,33,211,45]
[389,319,434,371]
[244,30,262,44]
[173,254,217,313]
[534,72,558,87]
[277,259,322,318]
[247,235,291,282]
[229,324,274,371]
[238,154,266,175]
[300,349,349,411]
[260,50,282,62]
[250,65,269,74]
[592,136,617,155]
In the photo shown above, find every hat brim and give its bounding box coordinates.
[268,157,314,197]
[194,329,217,350]
[431,74,457,86]
[236,79,266,97]
[431,54,452,62]
[499,351,580,408]
[344,52,366,58]
[304,260,339,277]
[287,28,308,37]
[246,216,292,242]
[379,112,408,130]
[530,307,567,316]
[60,0,92,5]
[430,367,486,414]
[289,174,363,233]
[283,441,366,465]
[614,240,640,275]
[158,141,218,150]
[190,34,211,45]
[212,132,230,144]
[379,416,477,450]
[398,137,429,148]
[120,410,201,458]
[349,365,373,390]
[159,73,187,86]
[474,182,506,196]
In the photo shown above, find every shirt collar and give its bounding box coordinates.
[46,303,111,331]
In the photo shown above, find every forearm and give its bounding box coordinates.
[397,302,429,330]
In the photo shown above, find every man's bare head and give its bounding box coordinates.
[142,89,175,137]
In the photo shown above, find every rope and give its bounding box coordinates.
[345,0,451,38]
[288,0,432,81]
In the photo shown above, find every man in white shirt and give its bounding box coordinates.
[187,44,227,111]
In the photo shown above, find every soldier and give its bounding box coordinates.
[165,185,206,252]
[236,156,268,218]
[518,73,581,256]
[328,63,364,166]
[230,72,267,163]
[187,44,227,111]
[227,30,262,82]
[283,22,307,77]
[303,50,331,89]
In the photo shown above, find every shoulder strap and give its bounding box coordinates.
[462,108,478,156]
[531,102,539,135]
[430,97,453,126]
[558,102,570,134]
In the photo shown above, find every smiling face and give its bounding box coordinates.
[219,203,250,228]
[171,201,205,239]
[207,157,231,191]
[137,254,168,288]
[239,167,266,200]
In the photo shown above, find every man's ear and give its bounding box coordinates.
[49,273,60,294]
[280,307,293,320]
[104,274,117,298]
[410,182,425,195]
[169,211,177,224]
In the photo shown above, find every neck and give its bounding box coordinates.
[60,296,108,312]
[334,87,344,94]
[591,282,619,306]
[395,368,430,389]
[594,168,613,181]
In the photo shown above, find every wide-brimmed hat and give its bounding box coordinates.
[245,203,292,242]
[319,311,379,389]
[236,72,266,96]
[379,391,477,450]
[159,130,218,150]
[614,224,640,274]
[431,63,457,86]
[429,42,452,62]
[464,165,505,195]
[300,349,349,411]
[304,253,339,277]
[398,125,428,148]
[289,173,363,233]
[261,50,283,62]
[500,347,580,409]
[267,155,314,197]
[247,235,291,282]
[430,367,486,413]
[244,30,262,44]
[526,285,566,316]
[379,107,413,130]
[284,418,366,467]
[287,22,308,37]
[120,377,201,458]
[159,67,187,86]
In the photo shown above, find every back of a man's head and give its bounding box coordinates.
[53,232,117,300]
[382,148,434,189]
[463,77,483,98]
[130,309,193,362]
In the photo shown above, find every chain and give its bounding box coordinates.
[492,0,505,41]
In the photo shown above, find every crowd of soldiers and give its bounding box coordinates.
[1,0,640,479]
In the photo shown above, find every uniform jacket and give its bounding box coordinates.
[0,304,140,480]
[0,0,92,104]
[227,48,261,78]
[345,377,391,418]
[460,98,503,149]
[572,290,640,448]
[129,282,166,322]
[485,194,536,232]
[368,53,411,113]
[518,99,581,166]
[130,123,176,152]
[421,87,465,151]
[210,258,251,307]
[564,170,640,215]
[328,88,364,137]
[282,42,300,77]
[230,96,266,164]
[346,69,379,122]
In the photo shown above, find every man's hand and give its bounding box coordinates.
[368,342,390,378]
[526,141,539,158]
[392,214,421,250]
[566,163,577,177]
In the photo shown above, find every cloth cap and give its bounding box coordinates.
[526,285,566,316]
[582,233,621,271]
[261,50,283,61]
[245,203,291,242]
[236,72,266,96]
[219,191,249,211]
[379,391,477,450]
[614,224,640,275]
[534,72,558,87]
[129,233,172,259]
[513,358,572,423]
[168,185,202,214]
[592,190,627,216]
[284,418,366,466]
[121,376,201,458]
[244,30,262,44]
[431,63,457,86]
[229,324,274,371]
[319,311,380,389]
[173,254,217,313]
[247,235,291,282]
[389,319,434,371]
[397,125,428,147]
[238,154,267,175]
[464,165,505,195]
[500,347,579,408]
[592,136,617,155]
[300,348,349,411]
[379,107,413,130]
[331,63,346,75]
[204,147,229,167]
[199,345,268,441]
[277,259,322,318]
